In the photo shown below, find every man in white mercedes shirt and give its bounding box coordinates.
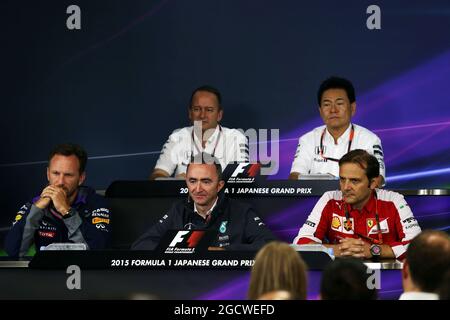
[289,76,385,186]
[150,85,248,180]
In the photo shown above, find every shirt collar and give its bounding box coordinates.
[192,125,220,145]
[325,123,352,144]
[362,191,376,214]
[350,190,376,214]
[193,196,219,217]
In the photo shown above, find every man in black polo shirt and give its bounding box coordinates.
[133,153,276,250]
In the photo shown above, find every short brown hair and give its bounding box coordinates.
[48,143,87,174]
[339,149,379,181]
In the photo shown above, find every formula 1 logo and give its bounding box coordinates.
[165,230,206,254]
[228,163,261,183]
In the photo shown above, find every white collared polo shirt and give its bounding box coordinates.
[154,125,249,176]
[290,123,385,180]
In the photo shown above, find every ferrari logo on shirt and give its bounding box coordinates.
[367,218,390,235]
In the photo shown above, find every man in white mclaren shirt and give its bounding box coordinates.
[150,85,249,180]
[289,76,385,186]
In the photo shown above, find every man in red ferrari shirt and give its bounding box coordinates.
[293,149,421,260]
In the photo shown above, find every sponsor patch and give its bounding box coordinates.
[12,214,23,226]
[38,231,55,238]
[367,219,374,229]
[405,223,420,230]
[343,219,353,232]
[219,221,228,234]
[403,217,416,224]
[305,220,316,228]
[160,214,169,223]
[95,223,107,230]
[218,235,229,242]
[331,216,341,231]
[331,214,354,234]
[92,217,110,224]
[91,208,110,218]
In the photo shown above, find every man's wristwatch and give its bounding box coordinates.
[62,207,75,219]
[370,244,381,261]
